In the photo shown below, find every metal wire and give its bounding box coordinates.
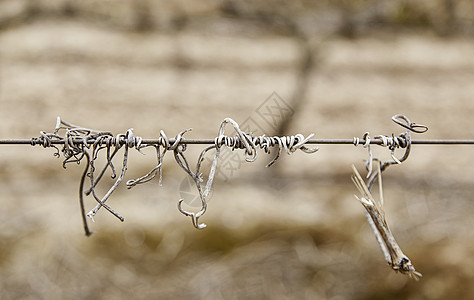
[2,138,474,145]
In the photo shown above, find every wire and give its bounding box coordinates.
[2,138,474,145]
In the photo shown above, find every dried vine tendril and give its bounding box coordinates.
[353,114,428,189]
[32,118,141,235]
[175,118,318,229]
[31,117,318,235]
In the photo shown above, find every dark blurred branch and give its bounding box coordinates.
[220,1,317,136]
[277,30,315,136]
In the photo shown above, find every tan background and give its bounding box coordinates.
[1,0,474,299]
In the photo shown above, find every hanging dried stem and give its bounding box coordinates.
[352,115,428,280]
[352,163,422,280]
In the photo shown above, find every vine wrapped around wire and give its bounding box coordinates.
[31,117,318,235]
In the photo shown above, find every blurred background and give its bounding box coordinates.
[1,0,474,299]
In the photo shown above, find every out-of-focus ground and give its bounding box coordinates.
[1,1,474,299]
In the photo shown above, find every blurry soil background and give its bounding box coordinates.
[1,0,474,299]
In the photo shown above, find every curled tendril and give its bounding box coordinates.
[214,118,318,167]
[174,118,318,229]
[353,114,428,189]
[31,117,135,235]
